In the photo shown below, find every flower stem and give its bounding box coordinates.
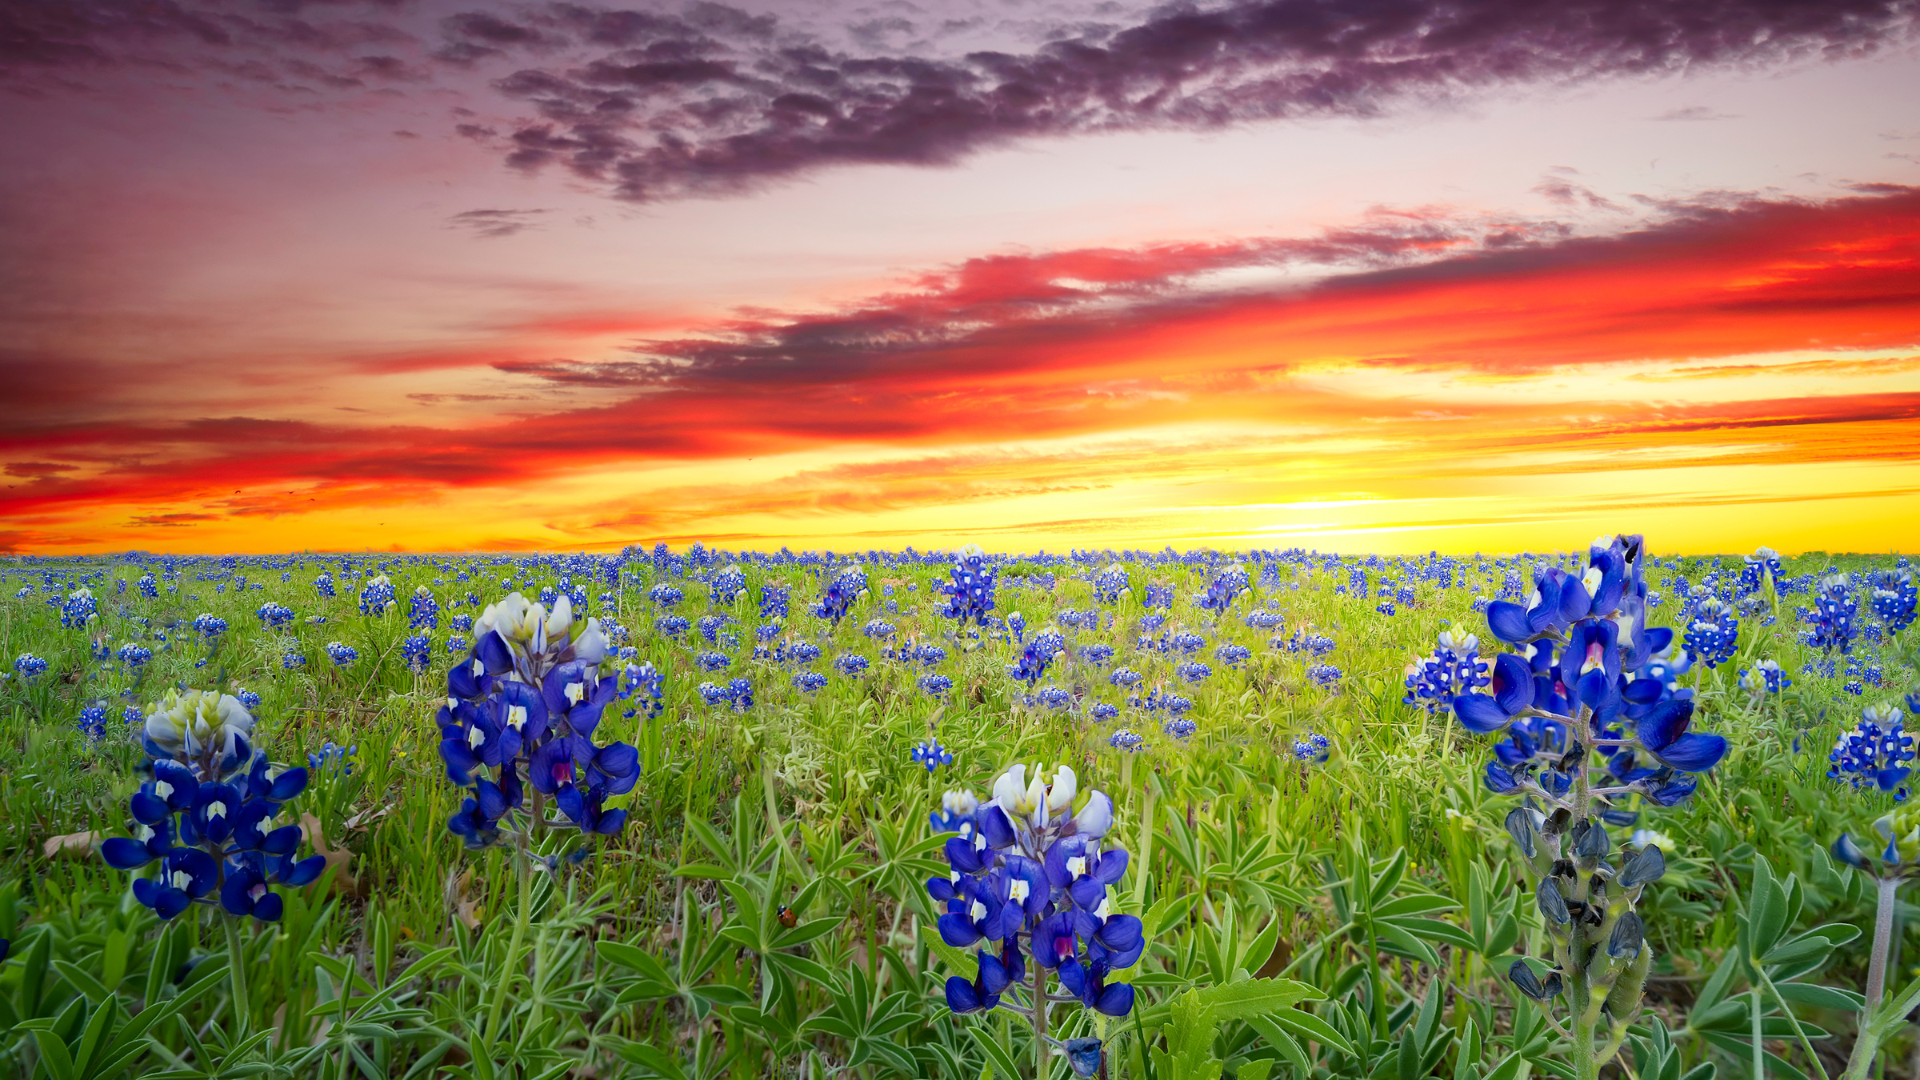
[1032,945,1048,1079]
[1865,876,1898,1012]
[484,842,534,1052]
[223,916,250,1039]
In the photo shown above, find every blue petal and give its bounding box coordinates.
[1635,698,1692,752]
[944,976,985,1014]
[1486,601,1531,644]
[101,837,154,869]
[251,892,284,922]
[1652,732,1727,773]
[1491,653,1534,713]
[1453,693,1512,734]
[1093,982,1136,1017]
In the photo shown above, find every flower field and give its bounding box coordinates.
[0,538,1915,1080]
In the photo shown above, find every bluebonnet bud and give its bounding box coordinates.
[912,739,954,772]
[1829,705,1916,801]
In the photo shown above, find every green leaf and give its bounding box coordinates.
[597,941,673,983]
[23,1023,77,1080]
[51,960,113,1004]
[1249,1006,1356,1056]
[919,925,977,976]
[1373,895,1459,919]
[965,1025,1024,1080]
[773,916,844,949]
[1384,917,1479,953]
[1770,982,1863,1012]
[1482,1052,1531,1080]
[1189,978,1320,1022]
[1376,922,1442,970]
[1746,857,1787,960]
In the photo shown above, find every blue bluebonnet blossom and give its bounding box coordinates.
[1829,705,1916,801]
[698,678,754,710]
[255,602,295,629]
[793,671,828,693]
[1739,659,1790,695]
[1007,629,1066,687]
[1452,535,1693,1061]
[61,587,98,628]
[758,583,791,620]
[137,573,158,598]
[619,661,666,720]
[1244,609,1284,630]
[283,651,307,669]
[1739,547,1781,592]
[101,689,323,922]
[1089,703,1119,722]
[1169,630,1207,655]
[1214,643,1252,668]
[1077,643,1115,667]
[696,650,732,672]
[939,546,999,626]
[78,704,110,744]
[813,565,868,624]
[1174,661,1212,684]
[1142,585,1173,610]
[1108,729,1144,752]
[834,654,871,678]
[407,587,440,630]
[314,572,335,599]
[192,613,229,638]
[1108,667,1143,690]
[862,618,896,640]
[1306,662,1343,688]
[450,613,475,633]
[655,614,690,639]
[648,583,685,607]
[14,653,49,680]
[920,674,954,698]
[1091,564,1128,605]
[1280,630,1337,656]
[440,592,637,848]
[1163,717,1197,739]
[1196,563,1249,613]
[117,643,153,668]
[1802,573,1859,653]
[1682,597,1738,669]
[912,738,954,771]
[308,742,357,775]
[1291,732,1331,763]
[358,575,396,616]
[1006,611,1027,643]
[696,615,729,644]
[1867,568,1916,634]
[1403,630,1490,714]
[400,633,433,672]
[709,564,747,606]
[928,763,1139,1078]
[235,688,262,711]
[1030,685,1073,711]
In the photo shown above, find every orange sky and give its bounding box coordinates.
[4,0,1918,555]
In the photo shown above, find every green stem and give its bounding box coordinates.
[224,915,250,1039]
[485,843,534,1050]
[1033,943,1049,1080]
[1752,975,1765,1080]
[1756,964,1830,1080]
[1864,876,1898,1012]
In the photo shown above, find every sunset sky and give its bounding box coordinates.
[4,0,1918,555]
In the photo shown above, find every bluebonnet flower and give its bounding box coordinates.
[1214,643,1252,668]
[61,587,97,628]
[1306,662,1343,688]
[308,742,356,775]
[698,678,754,710]
[793,671,828,693]
[1142,585,1174,610]
[78,704,110,744]
[1803,573,1859,653]
[709,564,747,605]
[441,592,634,847]
[1006,611,1027,643]
[191,613,229,638]
[813,565,867,624]
[862,618,897,640]
[1090,703,1120,722]
[117,642,153,668]
[1174,661,1212,684]
[122,705,144,726]
[1197,563,1249,614]
[1291,732,1331,763]
[1739,659,1791,695]
[1829,705,1916,801]
[1739,547,1781,592]
[255,602,295,629]
[1109,728,1145,752]
[1078,643,1115,667]
[1403,630,1490,714]
[450,613,475,633]
[696,650,732,672]
[1031,685,1073,711]
[1279,630,1336,656]
[447,636,470,654]
[314,572,336,599]
[137,573,158,598]
[619,661,666,720]
[358,575,396,616]
[648,583,685,607]
[1092,564,1129,605]
[1108,667,1143,690]
[14,654,48,680]
[930,789,979,833]
[929,763,1138,1034]
[1170,631,1207,655]
[696,614,729,644]
[939,546,999,626]
[1244,609,1284,630]
[758,583,791,620]
[407,587,440,630]
[1375,600,1396,616]
[789,640,823,664]
[235,688,262,711]
[283,651,307,670]
[101,689,323,922]
[913,739,954,772]
[1007,630,1066,687]
[1867,568,1916,634]
[835,653,871,678]
[655,613,690,639]
[1683,598,1738,669]
[1163,716,1197,739]
[400,633,433,672]
[324,642,358,666]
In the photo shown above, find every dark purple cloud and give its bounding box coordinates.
[470,0,1918,201]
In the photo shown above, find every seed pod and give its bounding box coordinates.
[1619,844,1666,889]
[1508,959,1564,1001]
[1604,938,1653,1024]
[1537,876,1571,925]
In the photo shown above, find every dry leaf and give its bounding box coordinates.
[448,867,483,930]
[340,805,393,832]
[299,813,359,897]
[43,830,99,859]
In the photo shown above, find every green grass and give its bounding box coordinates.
[0,547,1912,1079]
